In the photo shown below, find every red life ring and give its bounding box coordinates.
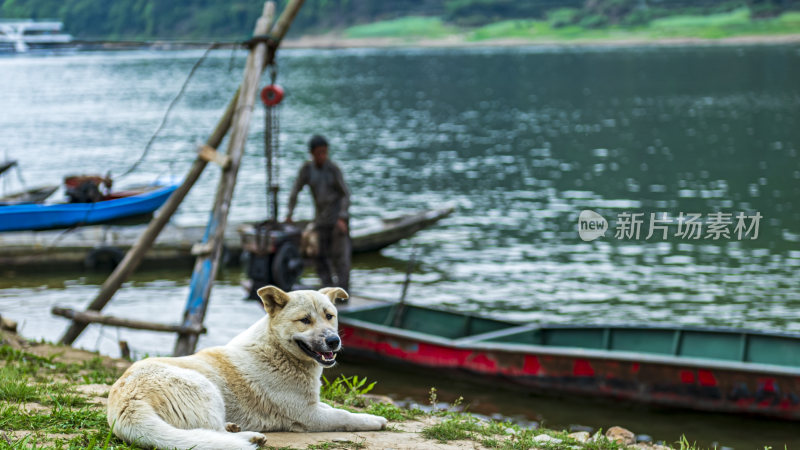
[260,85,284,106]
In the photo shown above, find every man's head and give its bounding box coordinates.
[308,135,328,167]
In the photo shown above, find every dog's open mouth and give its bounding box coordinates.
[295,339,338,366]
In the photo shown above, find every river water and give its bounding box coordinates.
[1,44,799,447]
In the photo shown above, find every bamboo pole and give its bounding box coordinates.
[59,91,235,346]
[173,0,299,356]
[59,0,305,347]
[52,307,206,334]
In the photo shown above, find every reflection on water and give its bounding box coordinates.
[1,45,799,448]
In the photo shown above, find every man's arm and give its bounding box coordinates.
[333,164,350,220]
[286,164,309,221]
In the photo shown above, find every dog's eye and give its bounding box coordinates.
[326,314,334,320]
[299,317,311,324]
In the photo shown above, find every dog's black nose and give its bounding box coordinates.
[325,335,341,349]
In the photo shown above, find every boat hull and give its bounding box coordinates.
[339,320,800,420]
[0,185,178,232]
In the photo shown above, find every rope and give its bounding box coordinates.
[264,65,281,221]
[241,33,280,49]
[117,43,221,179]
[117,32,278,179]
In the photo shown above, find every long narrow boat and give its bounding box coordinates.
[239,207,454,256]
[0,160,17,177]
[0,185,59,206]
[338,302,800,420]
[349,207,454,253]
[0,184,178,232]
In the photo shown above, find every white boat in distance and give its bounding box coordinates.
[0,19,73,52]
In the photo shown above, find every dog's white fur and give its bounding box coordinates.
[107,286,387,450]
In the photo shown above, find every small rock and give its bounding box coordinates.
[533,434,562,444]
[569,424,593,433]
[568,431,590,443]
[331,438,350,443]
[637,434,654,442]
[630,444,671,450]
[0,316,18,332]
[606,426,636,445]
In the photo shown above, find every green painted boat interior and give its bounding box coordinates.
[341,304,513,339]
[486,326,800,367]
[342,304,800,367]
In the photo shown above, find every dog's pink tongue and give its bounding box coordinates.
[323,352,334,359]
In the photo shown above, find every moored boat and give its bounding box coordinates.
[0,184,178,232]
[338,302,800,420]
[0,185,59,206]
[0,19,72,52]
[239,207,454,257]
[350,207,454,253]
[0,160,17,177]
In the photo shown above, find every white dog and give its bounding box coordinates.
[107,286,387,449]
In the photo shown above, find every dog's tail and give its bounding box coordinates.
[111,406,261,450]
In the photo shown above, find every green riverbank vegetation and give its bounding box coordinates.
[0,0,798,42]
[0,329,780,449]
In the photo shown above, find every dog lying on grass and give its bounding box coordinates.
[107,286,387,449]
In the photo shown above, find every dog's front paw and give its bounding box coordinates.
[361,413,388,430]
[240,431,267,447]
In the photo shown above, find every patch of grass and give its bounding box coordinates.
[466,7,800,42]
[420,413,649,449]
[344,16,456,39]
[421,414,485,442]
[79,357,120,385]
[320,375,376,407]
[365,401,424,421]
[650,7,751,28]
[0,365,41,402]
[0,344,137,449]
[0,402,106,433]
[307,439,366,449]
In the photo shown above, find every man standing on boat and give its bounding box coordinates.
[285,135,351,292]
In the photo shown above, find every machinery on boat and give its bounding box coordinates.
[242,69,304,297]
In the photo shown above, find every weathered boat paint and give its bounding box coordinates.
[338,304,800,420]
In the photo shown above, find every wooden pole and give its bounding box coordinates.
[59,0,305,347]
[174,0,306,356]
[53,307,206,334]
[59,89,235,345]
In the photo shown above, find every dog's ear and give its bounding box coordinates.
[319,287,348,303]
[257,285,290,315]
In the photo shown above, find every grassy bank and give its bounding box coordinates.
[0,330,738,449]
[337,8,800,44]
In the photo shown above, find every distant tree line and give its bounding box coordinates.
[0,0,798,40]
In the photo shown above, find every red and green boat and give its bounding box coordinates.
[339,302,800,420]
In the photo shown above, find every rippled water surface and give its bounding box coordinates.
[1,44,799,447]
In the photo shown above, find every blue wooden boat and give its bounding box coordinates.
[0,184,178,232]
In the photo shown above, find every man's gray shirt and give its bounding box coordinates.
[287,160,350,227]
